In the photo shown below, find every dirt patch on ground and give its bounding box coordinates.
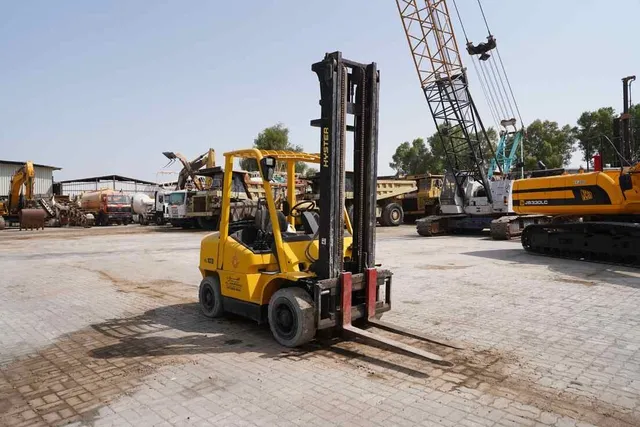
[0,270,201,427]
[418,264,469,270]
[269,325,638,427]
[89,268,194,303]
[312,330,640,427]
[0,317,189,426]
[0,226,157,241]
[1,269,637,426]
[555,277,597,286]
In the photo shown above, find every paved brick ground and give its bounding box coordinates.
[1,225,639,426]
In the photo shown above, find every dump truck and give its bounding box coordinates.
[306,172,417,226]
[166,167,257,230]
[398,173,443,221]
[79,189,132,226]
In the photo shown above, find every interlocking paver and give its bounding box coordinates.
[1,226,640,426]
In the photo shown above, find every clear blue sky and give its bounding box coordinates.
[2,0,639,180]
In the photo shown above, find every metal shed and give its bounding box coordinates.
[0,160,61,197]
[57,175,160,197]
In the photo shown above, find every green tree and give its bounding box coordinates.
[390,127,498,176]
[240,123,308,174]
[523,120,575,170]
[574,107,616,165]
[302,167,318,178]
[389,138,436,175]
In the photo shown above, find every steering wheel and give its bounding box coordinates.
[289,200,316,217]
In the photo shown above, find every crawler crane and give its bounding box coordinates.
[395,0,539,239]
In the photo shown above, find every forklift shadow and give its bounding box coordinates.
[88,302,437,378]
[463,248,640,288]
[89,302,281,360]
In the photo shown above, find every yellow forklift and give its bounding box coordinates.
[198,52,457,361]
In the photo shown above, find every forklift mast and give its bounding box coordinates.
[311,52,380,280]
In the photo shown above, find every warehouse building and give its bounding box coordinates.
[0,160,60,197]
[56,174,159,197]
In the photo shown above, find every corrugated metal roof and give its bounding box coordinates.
[57,174,157,185]
[0,163,54,197]
[0,160,61,170]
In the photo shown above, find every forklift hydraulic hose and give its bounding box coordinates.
[304,227,320,263]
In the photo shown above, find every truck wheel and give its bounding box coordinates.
[199,275,224,318]
[382,203,403,227]
[268,287,316,348]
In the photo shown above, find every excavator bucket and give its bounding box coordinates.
[19,209,45,230]
[162,152,177,168]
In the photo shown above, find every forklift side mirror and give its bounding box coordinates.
[260,157,276,182]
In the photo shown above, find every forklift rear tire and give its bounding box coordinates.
[268,287,316,348]
[382,203,403,227]
[199,275,224,318]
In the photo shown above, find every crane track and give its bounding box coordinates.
[521,222,640,269]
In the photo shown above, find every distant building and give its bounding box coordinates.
[56,174,159,197]
[0,160,61,197]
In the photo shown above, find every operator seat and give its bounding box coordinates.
[300,211,319,235]
[254,207,288,234]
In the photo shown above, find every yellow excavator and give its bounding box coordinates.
[514,77,640,266]
[0,161,45,230]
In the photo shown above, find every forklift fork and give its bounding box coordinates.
[339,270,460,363]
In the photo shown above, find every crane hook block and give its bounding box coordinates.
[466,35,496,61]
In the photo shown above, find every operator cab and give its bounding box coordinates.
[228,156,321,254]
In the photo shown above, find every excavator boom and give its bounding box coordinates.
[163,150,216,191]
[8,161,35,212]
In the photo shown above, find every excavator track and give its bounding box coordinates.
[416,214,494,236]
[416,214,465,236]
[521,221,640,267]
[490,214,550,240]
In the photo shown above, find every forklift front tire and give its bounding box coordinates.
[199,275,224,318]
[268,287,316,348]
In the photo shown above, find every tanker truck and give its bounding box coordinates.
[131,192,167,225]
[79,189,132,226]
